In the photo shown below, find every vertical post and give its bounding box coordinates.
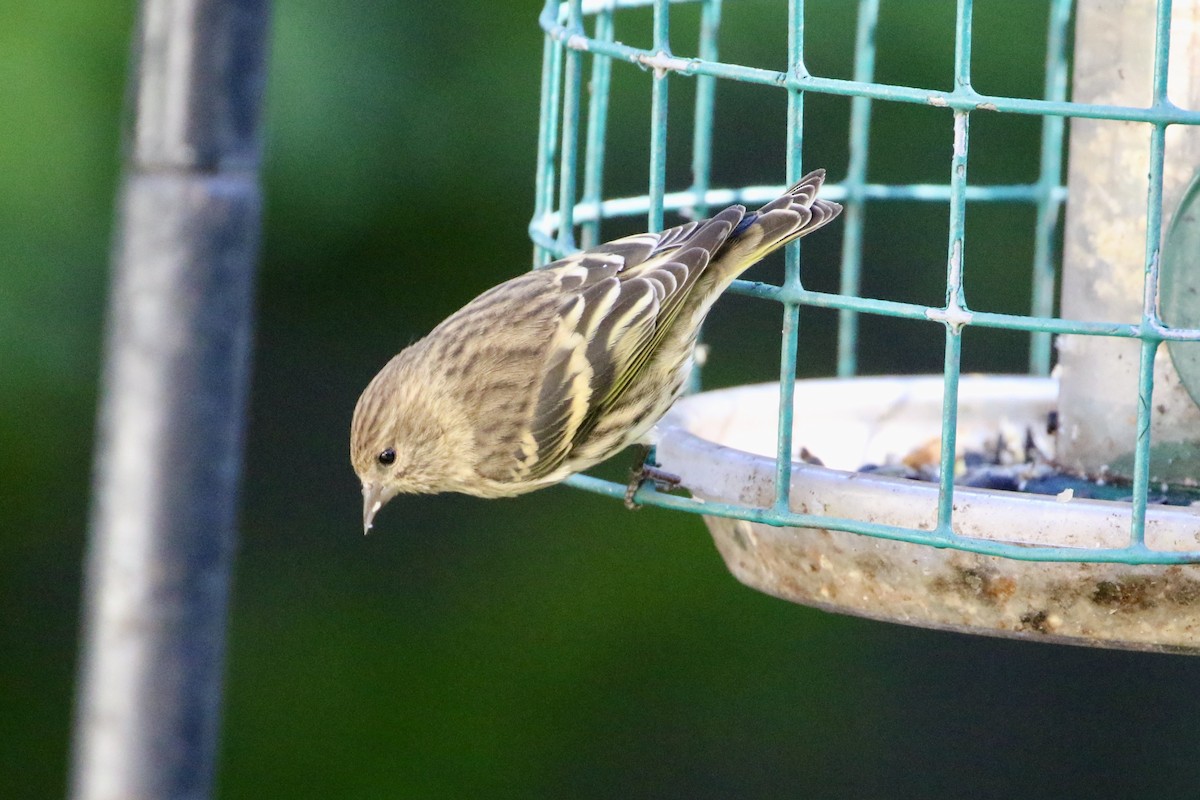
[71,1,269,799]
[1056,0,1200,484]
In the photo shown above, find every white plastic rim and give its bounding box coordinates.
[655,375,1200,652]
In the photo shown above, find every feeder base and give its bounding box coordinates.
[655,376,1200,653]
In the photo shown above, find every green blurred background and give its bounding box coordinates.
[6,1,1200,797]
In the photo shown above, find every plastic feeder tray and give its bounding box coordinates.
[655,375,1200,653]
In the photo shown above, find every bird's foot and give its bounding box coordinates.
[624,447,681,510]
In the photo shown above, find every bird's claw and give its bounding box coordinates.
[624,450,682,510]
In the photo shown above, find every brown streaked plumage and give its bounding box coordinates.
[352,169,842,531]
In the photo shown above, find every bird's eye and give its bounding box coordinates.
[377,448,396,466]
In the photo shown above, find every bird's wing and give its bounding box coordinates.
[520,207,744,479]
[469,171,840,484]
[462,172,838,485]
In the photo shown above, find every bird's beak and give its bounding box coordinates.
[362,482,383,535]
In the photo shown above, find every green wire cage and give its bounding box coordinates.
[533,0,1200,651]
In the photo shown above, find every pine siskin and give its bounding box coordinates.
[351,169,841,531]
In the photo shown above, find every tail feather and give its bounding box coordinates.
[725,169,842,265]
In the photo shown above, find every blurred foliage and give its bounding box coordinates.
[6,1,1200,798]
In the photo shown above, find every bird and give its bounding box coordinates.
[351,169,841,532]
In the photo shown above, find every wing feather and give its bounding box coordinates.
[524,295,592,475]
[512,212,740,478]
[496,172,840,480]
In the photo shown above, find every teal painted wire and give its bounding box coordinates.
[537,180,1066,227]
[1152,0,1175,104]
[529,181,1070,253]
[785,0,806,179]
[533,24,565,265]
[773,0,805,512]
[556,0,586,252]
[538,3,1200,127]
[934,0,973,535]
[952,0,972,88]
[731,283,1155,338]
[836,0,879,378]
[571,473,1200,565]
[689,0,720,222]
[685,0,722,394]
[1028,0,1071,375]
[579,0,689,8]
[1128,0,1176,548]
[580,9,614,249]
[529,181,1070,268]
[775,306,801,511]
[648,0,670,232]
[937,323,965,532]
[1131,339,1159,548]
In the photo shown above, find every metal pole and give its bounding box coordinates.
[71,1,269,798]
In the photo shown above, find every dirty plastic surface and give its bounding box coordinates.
[656,376,1200,653]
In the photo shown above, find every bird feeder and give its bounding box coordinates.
[535,0,1200,652]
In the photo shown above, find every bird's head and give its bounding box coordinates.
[349,349,471,532]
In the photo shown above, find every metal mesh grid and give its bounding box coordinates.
[531,0,1200,564]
